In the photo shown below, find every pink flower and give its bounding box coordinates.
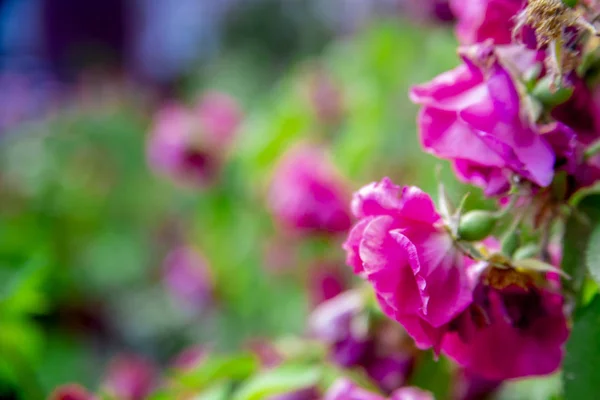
[410,43,559,196]
[391,387,435,400]
[50,384,96,400]
[343,178,472,349]
[324,379,385,400]
[147,92,242,187]
[442,267,569,380]
[324,379,433,400]
[102,354,157,400]
[268,144,351,235]
[450,0,525,45]
[163,247,212,312]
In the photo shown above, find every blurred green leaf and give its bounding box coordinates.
[562,195,600,302]
[586,225,600,285]
[175,353,259,390]
[233,364,321,400]
[564,295,600,400]
[409,352,451,400]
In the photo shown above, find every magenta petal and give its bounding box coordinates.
[343,218,372,276]
[391,230,472,327]
[391,386,435,400]
[442,289,569,380]
[359,216,422,316]
[351,177,403,219]
[397,186,442,225]
[410,64,483,108]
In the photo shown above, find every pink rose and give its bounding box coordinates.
[410,43,559,195]
[344,178,472,349]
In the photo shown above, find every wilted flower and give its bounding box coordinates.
[268,144,351,235]
[147,92,242,187]
[410,43,565,195]
[449,0,525,45]
[162,246,212,312]
[442,265,569,380]
[49,384,96,400]
[344,178,472,349]
[102,354,157,400]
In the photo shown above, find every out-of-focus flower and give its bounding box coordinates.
[452,369,502,400]
[553,79,600,146]
[268,144,351,236]
[162,246,212,312]
[310,290,371,367]
[102,354,157,400]
[310,290,415,393]
[410,43,564,195]
[403,0,455,23]
[171,345,207,371]
[307,261,348,307]
[245,338,283,368]
[343,178,472,349]
[324,379,385,400]
[442,266,569,380]
[324,378,434,400]
[49,384,96,400]
[449,0,525,45]
[147,92,242,187]
[303,67,345,127]
[391,386,435,400]
[266,388,321,400]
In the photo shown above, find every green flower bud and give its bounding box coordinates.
[458,211,498,242]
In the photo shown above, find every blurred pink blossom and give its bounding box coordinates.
[147,92,242,187]
[268,144,351,236]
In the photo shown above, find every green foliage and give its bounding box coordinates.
[409,352,452,400]
[562,194,600,303]
[174,353,259,390]
[586,224,600,285]
[232,364,321,400]
[563,296,600,400]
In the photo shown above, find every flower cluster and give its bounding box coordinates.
[341,0,600,383]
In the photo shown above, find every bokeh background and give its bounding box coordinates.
[0,1,558,399]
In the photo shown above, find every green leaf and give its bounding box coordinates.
[232,364,321,400]
[409,352,451,400]
[562,195,600,302]
[513,258,570,279]
[586,225,600,285]
[563,295,600,399]
[531,75,574,107]
[174,354,259,390]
